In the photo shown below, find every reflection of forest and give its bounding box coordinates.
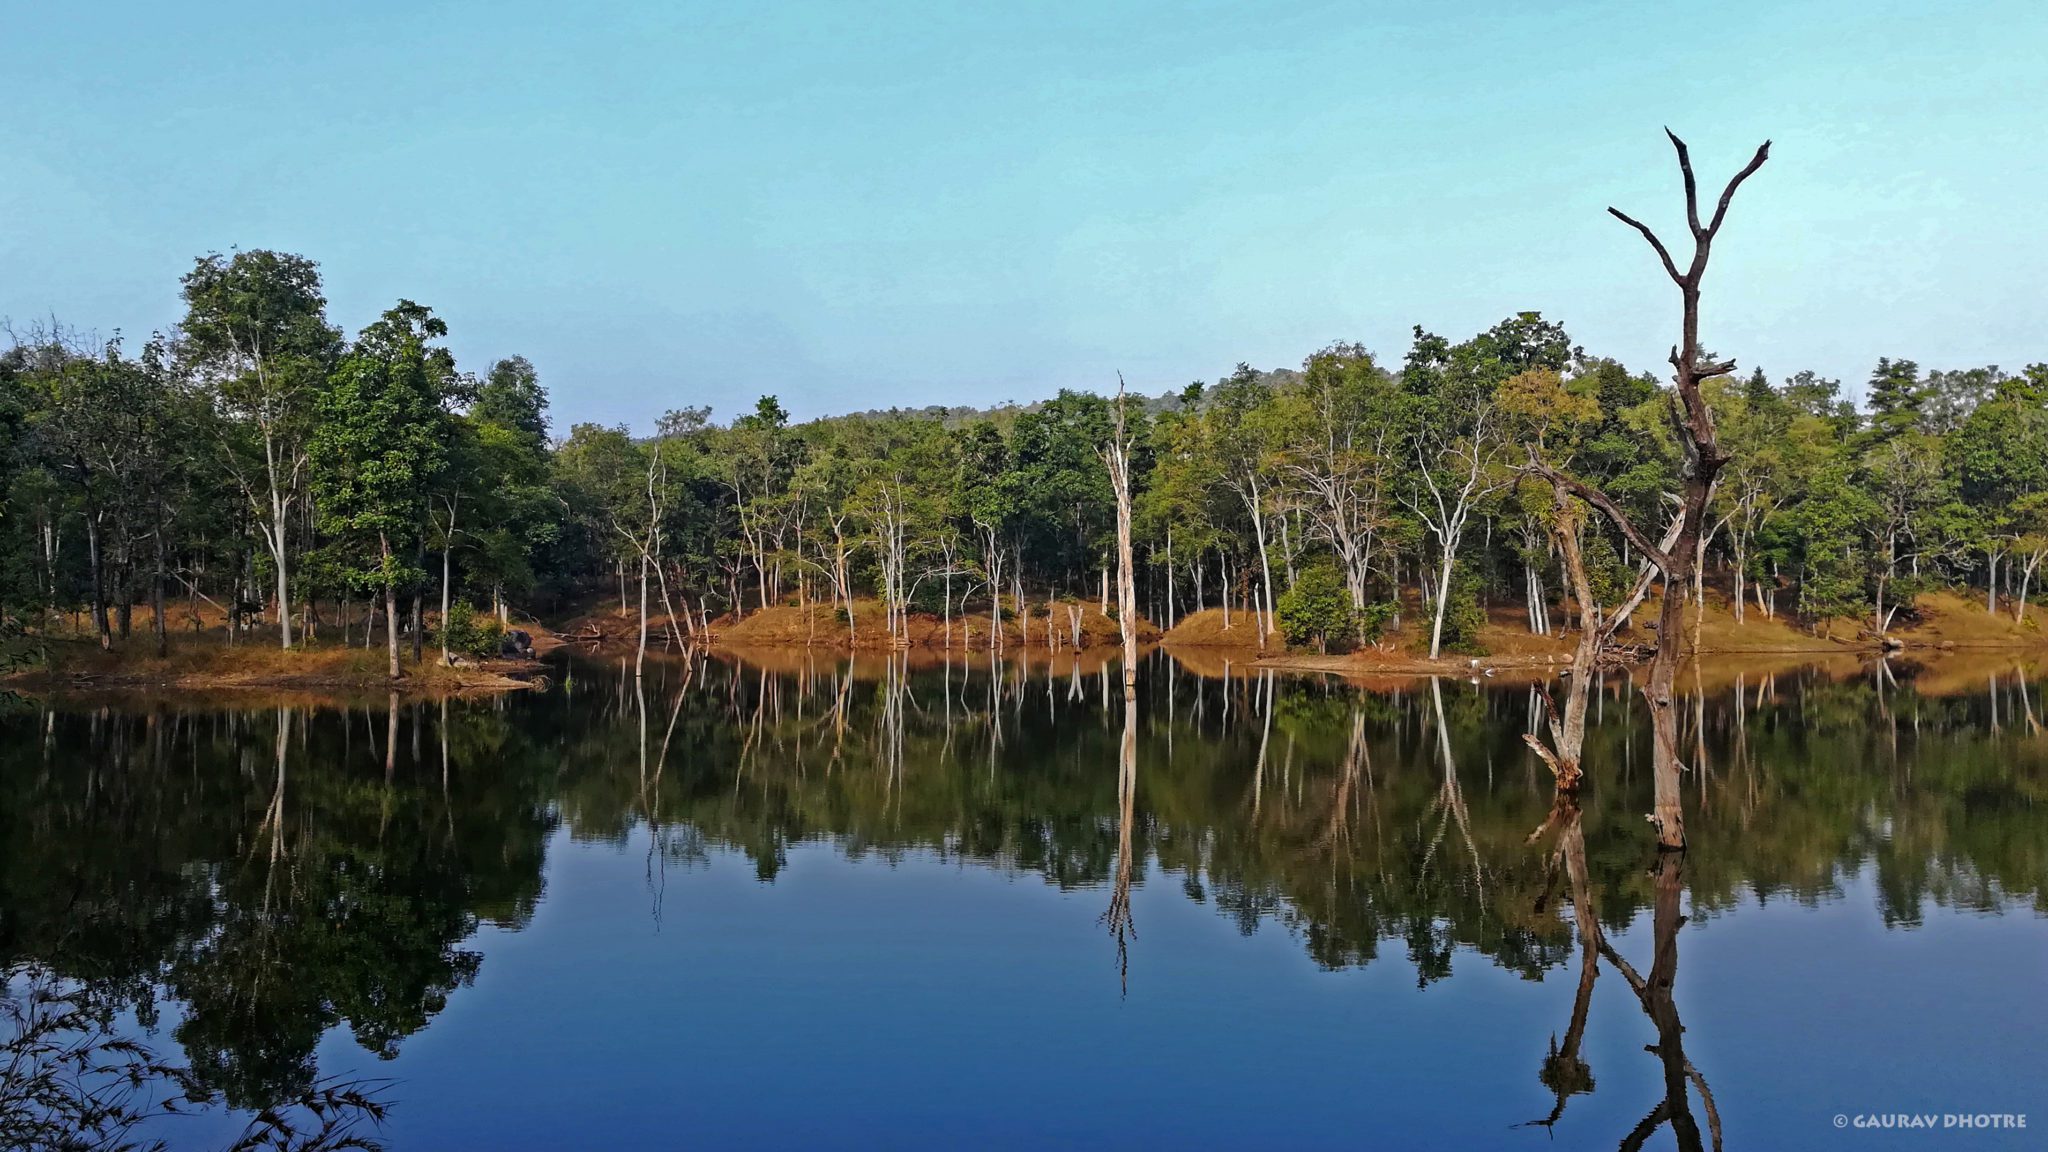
[2,650,2044,1127]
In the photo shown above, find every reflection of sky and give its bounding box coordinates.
[153,834,2029,1150]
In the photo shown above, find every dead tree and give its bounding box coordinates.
[1102,374,1140,692]
[1521,471,1680,791]
[1528,130,1769,849]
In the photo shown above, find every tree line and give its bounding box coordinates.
[5,249,2047,675]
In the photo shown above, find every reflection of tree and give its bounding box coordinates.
[3,961,391,1152]
[5,653,2048,1137]
[0,700,554,1124]
[1604,852,1722,1152]
[1102,698,1138,993]
[1523,794,1598,1132]
[1527,795,1721,1150]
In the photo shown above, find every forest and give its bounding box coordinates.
[4,246,2048,675]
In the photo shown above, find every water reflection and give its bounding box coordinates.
[2,649,2045,1145]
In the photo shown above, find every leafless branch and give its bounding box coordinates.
[1665,127,1702,237]
[1706,140,1773,238]
[1606,207,1684,286]
[1522,448,1673,572]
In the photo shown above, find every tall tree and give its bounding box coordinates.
[178,251,341,648]
[312,302,456,679]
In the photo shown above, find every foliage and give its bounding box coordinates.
[438,602,505,659]
[1438,572,1488,655]
[1277,564,1357,652]
[2,963,390,1151]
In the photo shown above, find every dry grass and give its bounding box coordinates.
[1892,588,2047,646]
[1159,606,1278,648]
[701,597,1157,651]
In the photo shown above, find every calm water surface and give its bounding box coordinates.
[3,651,2044,1150]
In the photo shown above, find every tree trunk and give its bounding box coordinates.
[1244,479,1276,652]
[1428,543,1458,660]
[636,551,650,679]
[1732,537,1747,624]
[151,529,168,658]
[269,479,293,649]
[379,532,401,680]
[1556,131,1769,849]
[440,500,456,664]
[84,514,112,651]
[1646,581,1686,849]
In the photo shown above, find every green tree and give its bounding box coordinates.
[312,302,456,679]
[178,250,342,648]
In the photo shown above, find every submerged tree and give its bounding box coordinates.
[1530,131,1771,848]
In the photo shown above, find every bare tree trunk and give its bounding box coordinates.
[636,551,649,679]
[440,497,456,664]
[268,461,293,649]
[1105,383,1139,691]
[1241,479,1276,652]
[1732,536,1747,624]
[1428,542,1458,660]
[379,532,400,680]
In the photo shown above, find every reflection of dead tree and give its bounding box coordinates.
[641,660,693,926]
[1248,670,1274,821]
[1603,853,1722,1152]
[256,707,291,863]
[1525,801,1720,1149]
[1521,794,1599,1133]
[1102,697,1139,994]
[253,706,292,916]
[985,649,1005,783]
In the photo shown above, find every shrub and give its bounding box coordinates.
[1358,601,1398,645]
[439,602,504,659]
[1277,565,1357,653]
[1439,573,1488,655]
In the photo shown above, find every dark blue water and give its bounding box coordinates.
[3,652,2043,1149]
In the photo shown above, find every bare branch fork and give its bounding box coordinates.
[1612,130,1771,466]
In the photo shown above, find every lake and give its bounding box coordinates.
[2,650,2043,1150]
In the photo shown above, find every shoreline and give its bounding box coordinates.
[1,643,548,698]
[12,586,2046,694]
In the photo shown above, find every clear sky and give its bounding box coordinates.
[4,1,2043,429]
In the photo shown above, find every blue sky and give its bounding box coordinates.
[4,1,2043,429]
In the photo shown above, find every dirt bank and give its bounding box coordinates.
[1227,589,2048,683]
[560,598,1159,653]
[2,634,547,696]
